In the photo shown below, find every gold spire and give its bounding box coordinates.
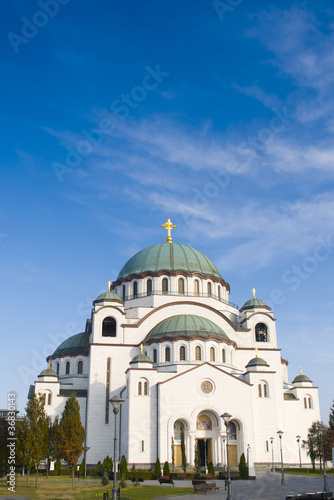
[48,359,50,369]
[140,343,144,355]
[255,348,259,358]
[251,288,256,299]
[107,281,112,292]
[161,218,176,243]
[300,366,303,375]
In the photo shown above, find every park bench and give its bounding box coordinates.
[193,480,219,492]
[158,475,174,486]
[286,493,333,499]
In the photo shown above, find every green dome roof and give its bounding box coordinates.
[292,374,312,383]
[246,357,269,368]
[117,243,222,280]
[130,353,153,364]
[39,368,58,377]
[242,298,269,309]
[52,331,89,358]
[145,315,229,342]
[95,291,123,302]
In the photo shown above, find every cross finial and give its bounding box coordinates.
[107,281,112,292]
[48,359,50,369]
[251,288,256,299]
[161,218,176,243]
[300,366,302,375]
[255,348,259,358]
[140,343,144,355]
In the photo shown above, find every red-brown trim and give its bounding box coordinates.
[158,362,253,386]
[89,343,138,347]
[240,305,272,313]
[243,371,276,375]
[240,312,276,324]
[48,350,88,360]
[125,367,156,373]
[93,305,126,315]
[35,380,60,384]
[281,357,289,366]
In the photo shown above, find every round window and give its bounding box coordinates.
[201,380,213,394]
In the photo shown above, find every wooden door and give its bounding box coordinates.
[228,445,238,467]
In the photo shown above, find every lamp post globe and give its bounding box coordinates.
[220,413,232,500]
[109,396,124,500]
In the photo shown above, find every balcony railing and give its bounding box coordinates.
[121,290,238,309]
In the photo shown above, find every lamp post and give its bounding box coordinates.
[83,445,90,479]
[222,436,226,471]
[270,437,274,472]
[247,444,250,474]
[277,431,285,485]
[204,437,208,475]
[296,436,302,468]
[109,396,124,500]
[221,413,233,500]
[318,424,328,493]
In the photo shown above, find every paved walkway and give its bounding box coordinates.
[153,472,334,499]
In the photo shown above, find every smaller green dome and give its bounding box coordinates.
[145,315,229,342]
[242,298,269,309]
[292,374,312,383]
[39,368,58,377]
[246,357,269,368]
[95,291,123,302]
[130,353,153,364]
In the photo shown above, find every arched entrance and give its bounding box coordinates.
[195,411,220,466]
[225,419,241,468]
[173,420,187,467]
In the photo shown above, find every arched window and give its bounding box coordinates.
[144,381,148,395]
[47,392,52,405]
[194,280,199,296]
[227,421,237,440]
[178,278,184,294]
[66,361,70,375]
[77,361,83,375]
[165,346,170,362]
[180,346,186,361]
[258,381,269,398]
[102,317,116,337]
[153,349,157,363]
[304,396,312,409]
[162,278,168,294]
[138,382,142,395]
[207,282,212,296]
[147,279,152,295]
[210,347,215,361]
[258,384,262,397]
[255,323,268,342]
[263,384,268,398]
[122,285,126,301]
[222,349,226,363]
[56,362,59,375]
[195,346,201,361]
[133,281,138,298]
[218,286,221,300]
[174,420,184,440]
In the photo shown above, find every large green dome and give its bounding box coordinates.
[117,243,221,280]
[145,314,229,342]
[50,331,90,358]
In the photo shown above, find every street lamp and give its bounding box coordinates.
[221,413,233,500]
[296,436,302,468]
[247,444,250,474]
[204,437,208,475]
[109,396,124,500]
[277,431,285,485]
[318,423,328,493]
[222,436,226,471]
[270,437,274,472]
[83,445,90,479]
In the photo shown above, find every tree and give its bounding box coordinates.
[45,415,60,479]
[329,401,334,431]
[54,458,62,476]
[58,393,86,488]
[171,437,175,472]
[181,430,187,473]
[239,453,248,479]
[96,460,103,476]
[16,394,48,488]
[194,439,201,474]
[0,418,9,478]
[302,421,322,471]
[154,457,161,478]
[163,460,170,476]
[102,455,113,476]
[79,458,85,477]
[120,455,128,478]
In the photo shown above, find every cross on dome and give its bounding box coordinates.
[300,366,303,375]
[255,348,259,358]
[107,281,112,292]
[161,218,176,243]
[251,288,256,299]
[140,343,144,354]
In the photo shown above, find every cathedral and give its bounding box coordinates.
[32,219,321,473]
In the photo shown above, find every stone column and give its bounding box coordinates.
[188,431,196,466]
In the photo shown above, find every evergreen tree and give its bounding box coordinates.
[163,460,170,476]
[171,437,175,472]
[58,393,86,488]
[16,417,33,486]
[239,453,248,479]
[54,458,62,475]
[45,415,60,479]
[96,460,103,476]
[79,458,85,477]
[102,455,113,475]
[329,401,334,431]
[181,430,187,473]
[302,421,322,471]
[154,457,161,478]
[120,455,128,478]
[208,460,215,476]
[194,439,201,474]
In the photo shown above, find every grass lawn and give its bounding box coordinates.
[0,476,193,499]
[283,468,334,476]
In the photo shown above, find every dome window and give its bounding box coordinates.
[195,346,201,361]
[147,279,152,296]
[178,278,184,295]
[133,281,138,298]
[165,346,171,362]
[77,360,83,375]
[102,317,116,337]
[180,346,186,361]
[218,286,221,300]
[153,349,157,363]
[162,278,168,294]
[66,361,70,375]
[207,282,212,296]
[222,349,226,363]
[210,347,215,361]
[194,280,199,296]
[138,381,142,395]
[56,362,59,375]
[255,323,268,342]
[122,285,126,301]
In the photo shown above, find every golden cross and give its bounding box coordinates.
[251,288,256,299]
[107,281,112,292]
[300,366,303,375]
[255,348,258,358]
[48,359,50,369]
[161,218,176,243]
[140,343,144,355]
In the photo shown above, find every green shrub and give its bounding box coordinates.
[79,458,85,477]
[102,455,113,473]
[120,455,128,478]
[96,460,103,476]
[163,461,170,476]
[155,457,161,478]
[54,458,62,476]
[101,471,109,485]
[239,453,249,479]
[208,461,215,476]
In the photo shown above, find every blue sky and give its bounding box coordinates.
[1,0,334,422]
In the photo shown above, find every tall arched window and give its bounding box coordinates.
[144,381,148,395]
[227,421,237,440]
[258,384,262,397]
[102,317,116,337]
[180,346,186,361]
[165,346,170,362]
[178,278,184,294]
[66,361,70,375]
[122,285,126,301]
[210,347,215,361]
[153,349,157,363]
[77,360,83,375]
[162,278,168,294]
[194,280,199,296]
[207,282,212,296]
[138,382,142,395]
[147,279,152,295]
[56,362,59,375]
[47,392,52,405]
[222,349,226,363]
[255,323,268,342]
[304,395,312,408]
[218,286,221,300]
[195,346,201,360]
[133,281,138,298]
